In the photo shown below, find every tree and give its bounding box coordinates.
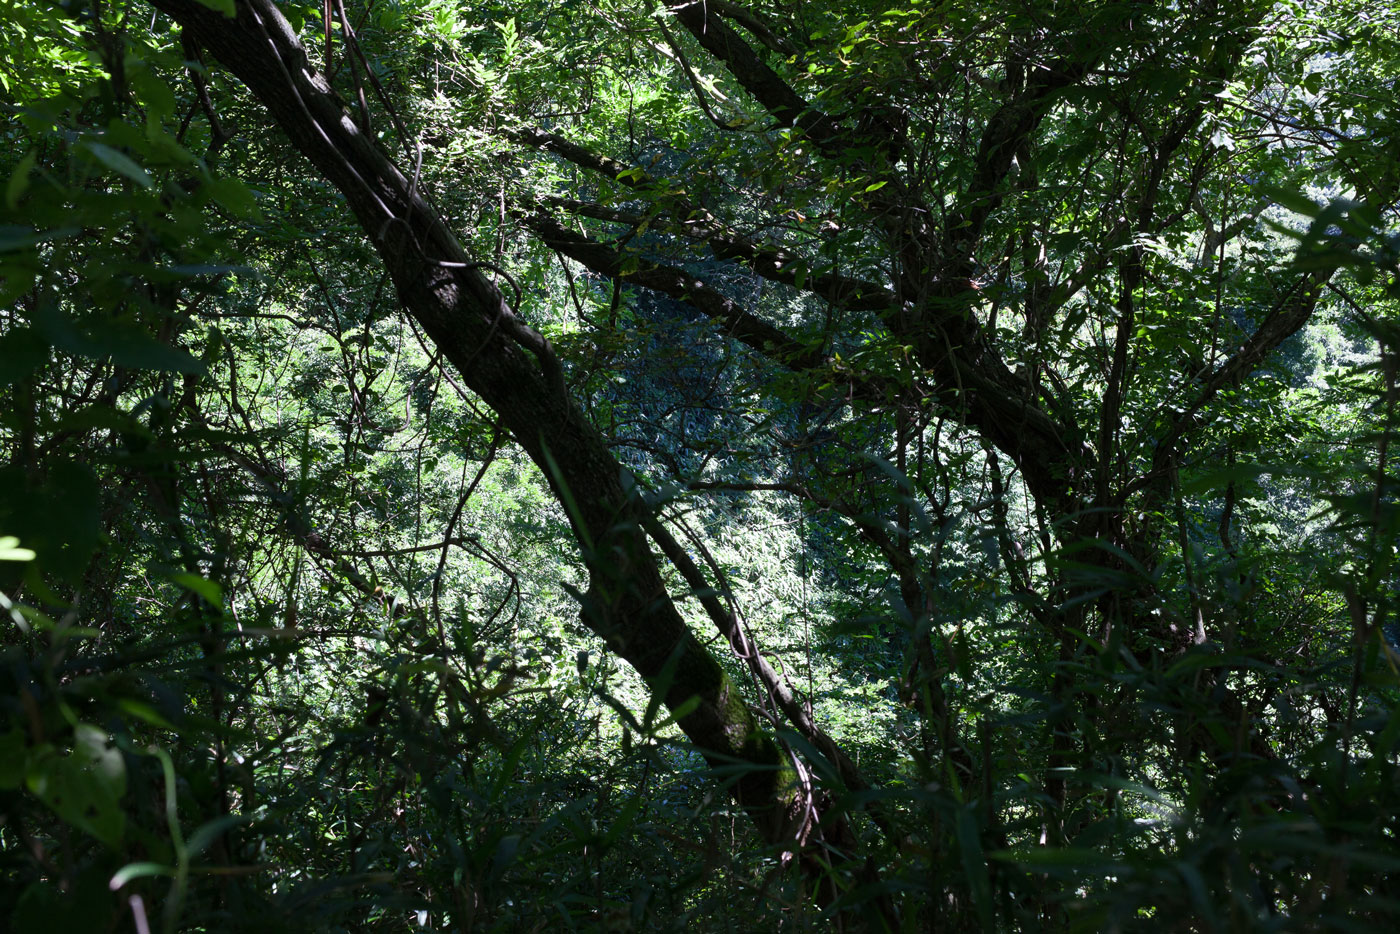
[3,0,1399,929]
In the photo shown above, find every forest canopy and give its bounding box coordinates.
[2,0,1400,930]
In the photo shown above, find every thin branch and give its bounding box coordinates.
[639,511,887,820]
[664,0,829,138]
[657,18,737,132]
[542,196,895,311]
[1137,270,1332,494]
[521,210,821,368]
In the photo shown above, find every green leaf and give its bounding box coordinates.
[0,326,49,389]
[130,68,177,122]
[13,873,118,932]
[5,149,37,208]
[186,813,247,858]
[1075,772,1167,804]
[171,571,224,610]
[35,305,207,375]
[0,728,27,788]
[193,0,236,16]
[1259,184,1319,218]
[0,225,79,254]
[1165,650,1266,679]
[0,461,101,584]
[116,698,177,730]
[80,142,154,190]
[0,536,37,561]
[601,795,644,845]
[992,846,1120,873]
[109,862,174,890]
[201,175,261,218]
[955,808,994,933]
[1180,462,1278,494]
[490,833,522,879]
[27,726,128,849]
[649,694,701,732]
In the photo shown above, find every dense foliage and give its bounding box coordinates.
[3,0,1399,930]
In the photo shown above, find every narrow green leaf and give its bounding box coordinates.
[0,536,36,561]
[956,809,995,932]
[109,862,174,890]
[81,143,154,190]
[5,149,37,208]
[27,727,127,848]
[171,572,224,610]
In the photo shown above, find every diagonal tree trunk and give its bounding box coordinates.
[146,0,884,906]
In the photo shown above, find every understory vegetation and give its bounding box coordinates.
[2,0,1399,930]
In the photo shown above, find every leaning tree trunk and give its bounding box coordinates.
[145,0,860,891]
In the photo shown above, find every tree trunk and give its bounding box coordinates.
[148,0,821,864]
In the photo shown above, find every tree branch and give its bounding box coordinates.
[541,195,896,311]
[664,0,827,138]
[640,510,874,798]
[1139,270,1333,492]
[706,0,796,55]
[152,0,817,852]
[521,210,824,368]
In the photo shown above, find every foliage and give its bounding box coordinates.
[2,0,1400,931]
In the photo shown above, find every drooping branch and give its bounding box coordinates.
[524,209,936,416]
[505,126,646,190]
[895,299,1081,511]
[940,58,1095,268]
[661,0,910,208]
[511,89,1071,508]
[509,127,897,311]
